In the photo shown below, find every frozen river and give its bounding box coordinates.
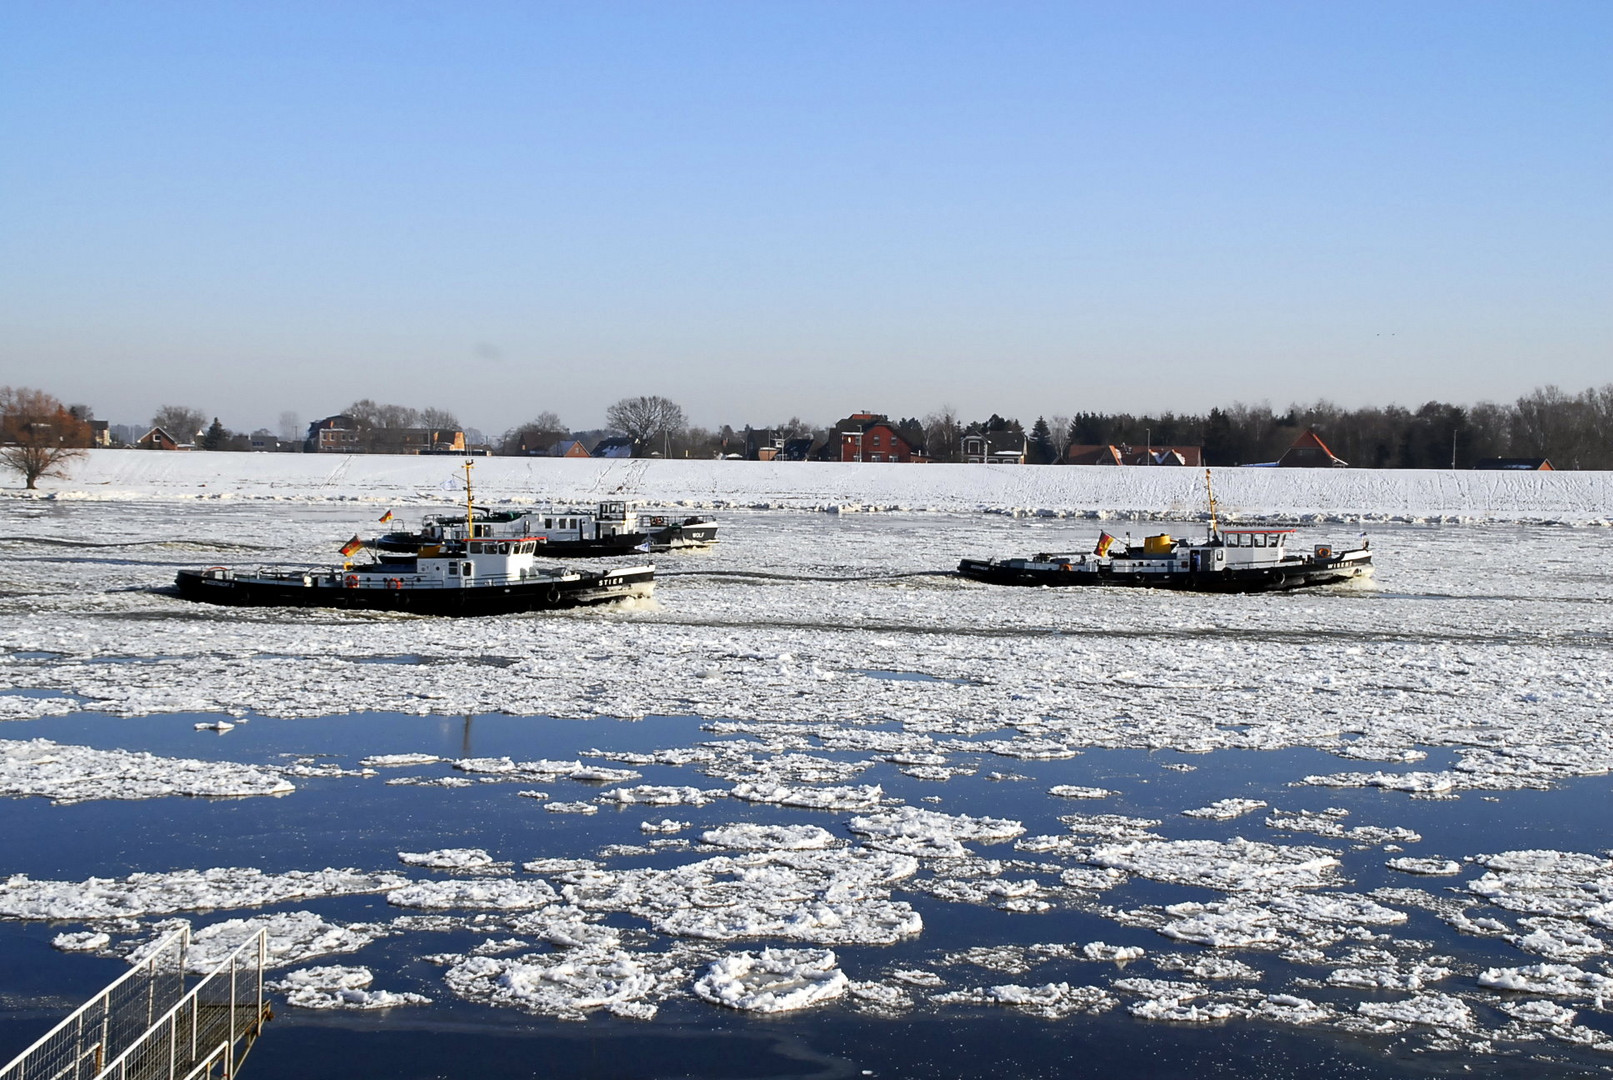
[3,491,1613,1078]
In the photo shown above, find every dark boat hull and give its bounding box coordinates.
[643,517,719,551]
[956,557,1371,593]
[175,566,654,616]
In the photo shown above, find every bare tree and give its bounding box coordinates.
[2,387,91,489]
[604,396,687,456]
[278,410,302,443]
[151,405,206,442]
[418,407,460,430]
[500,411,568,455]
[923,406,962,463]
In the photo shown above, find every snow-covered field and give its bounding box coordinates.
[3,453,1613,1076]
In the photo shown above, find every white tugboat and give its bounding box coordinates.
[957,471,1373,592]
[373,502,716,558]
[176,463,654,616]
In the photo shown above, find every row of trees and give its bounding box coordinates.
[9,383,1613,486]
[1041,385,1613,469]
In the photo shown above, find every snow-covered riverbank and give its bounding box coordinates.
[20,449,1613,523]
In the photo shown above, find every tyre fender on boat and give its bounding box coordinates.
[546,585,561,604]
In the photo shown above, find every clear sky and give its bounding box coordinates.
[2,1,1608,437]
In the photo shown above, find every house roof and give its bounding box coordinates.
[1276,428,1346,467]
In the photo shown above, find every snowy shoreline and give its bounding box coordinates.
[13,449,1613,523]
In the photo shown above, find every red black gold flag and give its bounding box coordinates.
[339,535,363,557]
[1094,532,1116,556]
[379,510,394,523]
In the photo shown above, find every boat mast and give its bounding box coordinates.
[463,459,475,538]
[1205,468,1219,540]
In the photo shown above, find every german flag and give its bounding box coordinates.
[1094,532,1116,556]
[339,535,363,557]
[379,509,394,523]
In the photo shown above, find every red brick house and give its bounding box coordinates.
[136,426,183,451]
[838,413,927,463]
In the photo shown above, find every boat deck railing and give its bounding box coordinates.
[0,926,270,1080]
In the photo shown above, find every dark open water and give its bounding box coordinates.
[3,709,1611,1078]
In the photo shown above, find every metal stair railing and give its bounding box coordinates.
[91,930,270,1080]
[1,927,190,1080]
[0,928,272,1080]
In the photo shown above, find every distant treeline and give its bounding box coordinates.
[1050,384,1613,469]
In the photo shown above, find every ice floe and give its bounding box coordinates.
[729,781,883,811]
[1182,798,1267,820]
[1082,838,1341,892]
[270,965,431,1009]
[386,879,559,911]
[694,947,847,1013]
[0,867,404,920]
[698,823,837,851]
[445,946,675,1020]
[397,849,508,873]
[846,806,1023,858]
[184,910,388,971]
[1,738,294,803]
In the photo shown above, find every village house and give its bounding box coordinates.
[1066,443,1204,466]
[545,439,593,459]
[961,431,1028,465]
[306,415,360,453]
[1277,429,1348,467]
[135,426,183,450]
[838,413,927,463]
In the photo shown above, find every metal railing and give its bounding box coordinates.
[1,928,271,1080]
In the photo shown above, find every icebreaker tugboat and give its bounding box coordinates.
[957,471,1373,593]
[373,502,716,558]
[175,463,655,616]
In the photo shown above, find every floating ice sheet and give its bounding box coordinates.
[0,867,404,921]
[1,738,294,803]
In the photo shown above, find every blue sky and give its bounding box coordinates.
[2,1,1608,436]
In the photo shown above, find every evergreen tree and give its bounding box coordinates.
[201,417,229,451]
[1028,417,1054,464]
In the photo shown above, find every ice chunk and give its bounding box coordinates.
[729,782,883,811]
[699,824,838,851]
[1,738,294,803]
[52,930,111,952]
[1183,798,1267,821]
[1083,838,1340,892]
[694,948,848,1013]
[0,867,404,921]
[386,878,559,911]
[270,965,431,1009]
[1386,857,1462,876]
[597,785,727,807]
[184,911,387,971]
[847,806,1023,858]
[359,754,443,768]
[396,849,506,872]
[1478,962,1613,997]
[1356,993,1475,1030]
[446,946,672,1020]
